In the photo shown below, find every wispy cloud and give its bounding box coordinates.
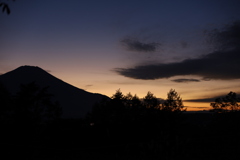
[185,92,240,103]
[115,21,240,80]
[172,78,200,83]
[84,84,93,90]
[187,107,210,109]
[121,38,160,52]
[46,70,51,73]
[185,97,216,103]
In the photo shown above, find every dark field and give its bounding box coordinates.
[1,111,240,160]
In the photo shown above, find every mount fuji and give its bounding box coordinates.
[0,65,108,118]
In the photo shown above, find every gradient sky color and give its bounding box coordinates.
[1,0,240,110]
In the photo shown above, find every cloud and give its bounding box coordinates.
[115,21,240,80]
[115,49,240,80]
[84,84,93,90]
[46,70,51,73]
[187,107,210,109]
[180,41,188,49]
[121,38,160,52]
[185,97,216,103]
[172,78,200,83]
[185,92,240,103]
[207,20,240,51]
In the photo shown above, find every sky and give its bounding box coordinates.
[1,0,240,110]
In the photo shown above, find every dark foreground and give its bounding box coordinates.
[1,111,240,160]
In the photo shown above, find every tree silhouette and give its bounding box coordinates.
[91,89,144,126]
[211,91,240,112]
[13,82,62,126]
[0,82,12,122]
[91,89,187,126]
[162,89,186,112]
[143,91,160,109]
[111,88,125,101]
[129,94,142,108]
[123,92,133,107]
[90,89,125,126]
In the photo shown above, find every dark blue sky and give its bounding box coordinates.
[1,0,240,110]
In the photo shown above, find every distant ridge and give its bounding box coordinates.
[0,65,108,118]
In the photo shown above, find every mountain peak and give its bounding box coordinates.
[19,65,41,68]
[0,65,55,88]
[14,65,49,73]
[0,65,108,118]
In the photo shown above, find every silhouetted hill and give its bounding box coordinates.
[0,65,109,118]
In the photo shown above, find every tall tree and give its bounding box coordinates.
[111,89,125,102]
[131,94,142,108]
[124,92,133,108]
[162,89,186,112]
[143,91,160,109]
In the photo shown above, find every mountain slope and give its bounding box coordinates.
[0,65,108,118]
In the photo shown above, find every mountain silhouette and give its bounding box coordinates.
[0,65,108,118]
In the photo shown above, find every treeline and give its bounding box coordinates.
[1,82,240,159]
[88,89,186,126]
[0,82,61,127]
[0,83,188,159]
[211,91,240,112]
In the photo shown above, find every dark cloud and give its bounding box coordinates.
[121,38,160,52]
[185,92,240,103]
[83,84,93,90]
[187,107,210,109]
[115,49,240,80]
[180,41,188,49]
[172,78,200,83]
[207,20,240,51]
[185,97,216,103]
[115,21,240,80]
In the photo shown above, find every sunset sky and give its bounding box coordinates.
[1,0,240,110]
